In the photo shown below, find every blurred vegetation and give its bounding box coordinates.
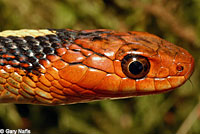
[0,0,199,134]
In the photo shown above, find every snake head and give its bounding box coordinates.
[113,31,194,96]
[73,30,194,99]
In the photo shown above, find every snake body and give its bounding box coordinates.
[0,29,194,105]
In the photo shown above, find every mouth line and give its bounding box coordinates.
[89,87,176,100]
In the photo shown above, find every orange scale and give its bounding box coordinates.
[4,83,19,95]
[19,89,34,99]
[51,92,67,100]
[82,54,114,73]
[58,79,72,88]
[7,77,20,88]
[129,31,161,39]
[3,66,15,73]
[39,59,52,69]
[159,50,174,68]
[51,80,63,89]
[156,67,169,78]
[69,44,82,50]
[136,78,155,91]
[0,69,10,78]
[168,63,178,76]
[46,67,60,80]
[62,50,86,63]
[44,73,54,81]
[39,74,51,87]
[35,88,53,100]
[167,76,185,88]
[35,95,53,104]
[94,74,121,92]
[21,82,35,95]
[70,84,85,93]
[0,85,3,92]
[0,77,6,84]
[147,57,161,78]
[56,48,67,56]
[58,79,72,87]
[80,90,96,97]
[46,55,60,62]
[74,39,93,49]
[77,68,107,89]
[113,60,126,78]
[23,76,36,88]
[50,87,65,95]
[26,73,38,82]
[154,78,171,91]
[81,49,93,57]
[119,78,136,92]
[59,64,88,83]
[91,37,123,60]
[36,82,50,92]
[174,49,192,64]
[10,72,23,83]
[52,60,68,70]
[37,65,46,74]
[63,88,79,96]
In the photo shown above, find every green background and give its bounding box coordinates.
[0,0,199,134]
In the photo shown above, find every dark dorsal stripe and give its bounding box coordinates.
[0,29,112,74]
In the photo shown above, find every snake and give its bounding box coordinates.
[0,29,194,105]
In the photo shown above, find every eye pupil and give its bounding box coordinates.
[129,61,143,75]
[121,54,150,79]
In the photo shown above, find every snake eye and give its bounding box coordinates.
[121,54,150,79]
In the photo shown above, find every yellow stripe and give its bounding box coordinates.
[0,29,56,37]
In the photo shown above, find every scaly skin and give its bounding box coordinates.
[0,29,194,105]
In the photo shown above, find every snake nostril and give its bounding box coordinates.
[176,65,184,72]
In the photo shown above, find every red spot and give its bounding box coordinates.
[2,54,15,59]
[21,63,30,68]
